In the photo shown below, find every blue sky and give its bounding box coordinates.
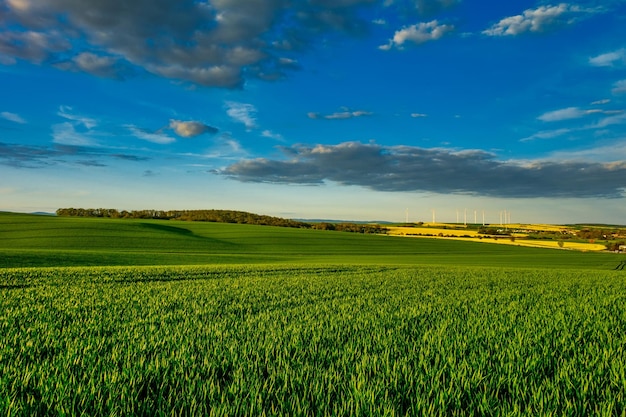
[1,0,626,224]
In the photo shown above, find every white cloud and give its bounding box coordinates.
[52,122,97,146]
[380,20,454,50]
[537,107,589,122]
[261,130,283,140]
[520,128,572,142]
[225,101,257,130]
[126,125,176,144]
[591,99,610,105]
[589,49,626,67]
[483,4,593,36]
[536,106,612,122]
[57,106,97,129]
[612,80,626,95]
[590,112,626,129]
[411,113,428,118]
[1,111,26,124]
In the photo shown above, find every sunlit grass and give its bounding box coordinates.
[1,265,625,415]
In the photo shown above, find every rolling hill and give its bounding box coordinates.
[0,212,622,269]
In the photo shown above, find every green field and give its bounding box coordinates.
[0,212,623,269]
[1,212,626,415]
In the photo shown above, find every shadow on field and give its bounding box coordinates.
[139,223,196,236]
[0,284,31,290]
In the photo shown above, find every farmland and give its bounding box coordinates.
[1,212,626,415]
[0,212,622,269]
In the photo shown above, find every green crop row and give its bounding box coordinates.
[1,265,625,416]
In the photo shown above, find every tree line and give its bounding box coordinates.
[55,208,388,234]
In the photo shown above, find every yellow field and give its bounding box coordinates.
[478,238,606,251]
[387,226,607,252]
[388,227,479,237]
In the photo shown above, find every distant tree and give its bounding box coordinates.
[606,241,625,251]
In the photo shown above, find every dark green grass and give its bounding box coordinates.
[1,212,623,269]
[1,265,625,415]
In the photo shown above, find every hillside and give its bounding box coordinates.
[1,212,623,269]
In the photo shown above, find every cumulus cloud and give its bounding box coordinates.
[217,141,626,198]
[482,4,596,36]
[379,20,453,50]
[308,109,373,119]
[54,52,129,79]
[1,111,26,124]
[0,29,70,63]
[169,120,218,138]
[589,48,626,67]
[0,0,383,87]
[225,101,257,130]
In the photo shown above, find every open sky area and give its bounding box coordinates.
[1,0,625,224]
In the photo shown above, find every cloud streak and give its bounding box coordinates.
[589,48,626,67]
[1,111,26,124]
[308,109,373,119]
[126,125,176,144]
[217,141,626,198]
[0,141,148,168]
[537,107,598,122]
[612,80,626,95]
[225,101,257,130]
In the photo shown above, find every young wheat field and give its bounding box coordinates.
[1,213,625,415]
